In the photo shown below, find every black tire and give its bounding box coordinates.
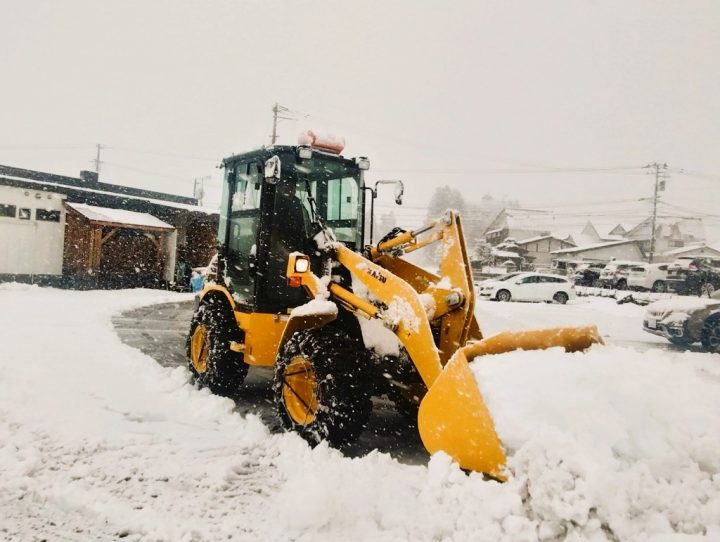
[668,336,693,347]
[553,291,569,304]
[186,302,248,396]
[273,327,372,447]
[496,289,512,302]
[379,349,425,420]
[701,317,720,352]
[615,279,627,291]
[652,281,667,293]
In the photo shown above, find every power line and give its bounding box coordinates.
[670,167,720,181]
[102,161,196,182]
[658,201,720,219]
[0,144,88,150]
[106,145,217,162]
[372,167,646,176]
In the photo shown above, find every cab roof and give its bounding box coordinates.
[221,145,358,169]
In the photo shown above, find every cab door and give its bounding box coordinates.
[220,161,263,308]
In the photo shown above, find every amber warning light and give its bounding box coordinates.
[298,130,345,154]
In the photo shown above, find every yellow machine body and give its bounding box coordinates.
[196,210,602,478]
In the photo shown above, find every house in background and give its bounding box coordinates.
[0,164,218,288]
[551,239,645,266]
[658,243,720,263]
[483,208,555,245]
[625,216,705,255]
[484,206,710,267]
[516,235,576,267]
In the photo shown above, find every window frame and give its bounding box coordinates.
[0,203,16,218]
[36,209,61,222]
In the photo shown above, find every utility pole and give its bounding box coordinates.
[93,143,103,178]
[193,176,208,206]
[644,162,669,263]
[270,103,292,145]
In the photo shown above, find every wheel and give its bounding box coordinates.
[591,279,601,288]
[186,302,248,396]
[383,349,425,420]
[701,318,720,352]
[700,283,716,298]
[553,292,569,304]
[496,289,512,302]
[652,280,667,293]
[668,336,693,347]
[273,327,372,447]
[615,279,627,290]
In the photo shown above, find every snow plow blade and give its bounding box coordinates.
[418,352,507,480]
[417,325,602,480]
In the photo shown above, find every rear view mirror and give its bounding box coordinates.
[264,155,281,184]
[394,181,404,205]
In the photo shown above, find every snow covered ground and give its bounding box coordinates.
[1,285,719,541]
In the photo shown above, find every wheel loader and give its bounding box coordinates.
[187,133,602,479]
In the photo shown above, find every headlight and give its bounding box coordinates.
[355,157,370,170]
[294,257,310,273]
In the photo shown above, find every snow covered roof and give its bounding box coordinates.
[66,202,175,230]
[493,250,521,258]
[661,244,720,257]
[551,239,639,255]
[0,174,217,215]
[626,216,706,242]
[515,235,575,246]
[499,208,553,231]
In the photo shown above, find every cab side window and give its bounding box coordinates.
[226,162,263,306]
[232,163,262,212]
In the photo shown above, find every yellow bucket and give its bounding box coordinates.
[417,325,602,480]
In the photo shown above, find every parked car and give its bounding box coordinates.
[666,256,720,295]
[478,272,575,304]
[598,261,644,290]
[665,256,720,296]
[643,290,720,351]
[572,262,606,287]
[627,263,669,292]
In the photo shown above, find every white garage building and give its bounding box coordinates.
[0,184,67,276]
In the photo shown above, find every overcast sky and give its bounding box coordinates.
[1,0,719,235]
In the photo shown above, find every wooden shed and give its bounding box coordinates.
[63,202,177,288]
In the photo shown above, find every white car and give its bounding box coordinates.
[627,263,669,292]
[598,260,645,290]
[478,272,575,304]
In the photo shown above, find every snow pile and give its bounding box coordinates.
[290,297,338,318]
[471,344,720,541]
[1,286,719,541]
[648,297,718,315]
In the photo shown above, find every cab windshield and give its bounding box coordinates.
[288,156,363,247]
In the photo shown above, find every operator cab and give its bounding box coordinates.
[217,135,367,313]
